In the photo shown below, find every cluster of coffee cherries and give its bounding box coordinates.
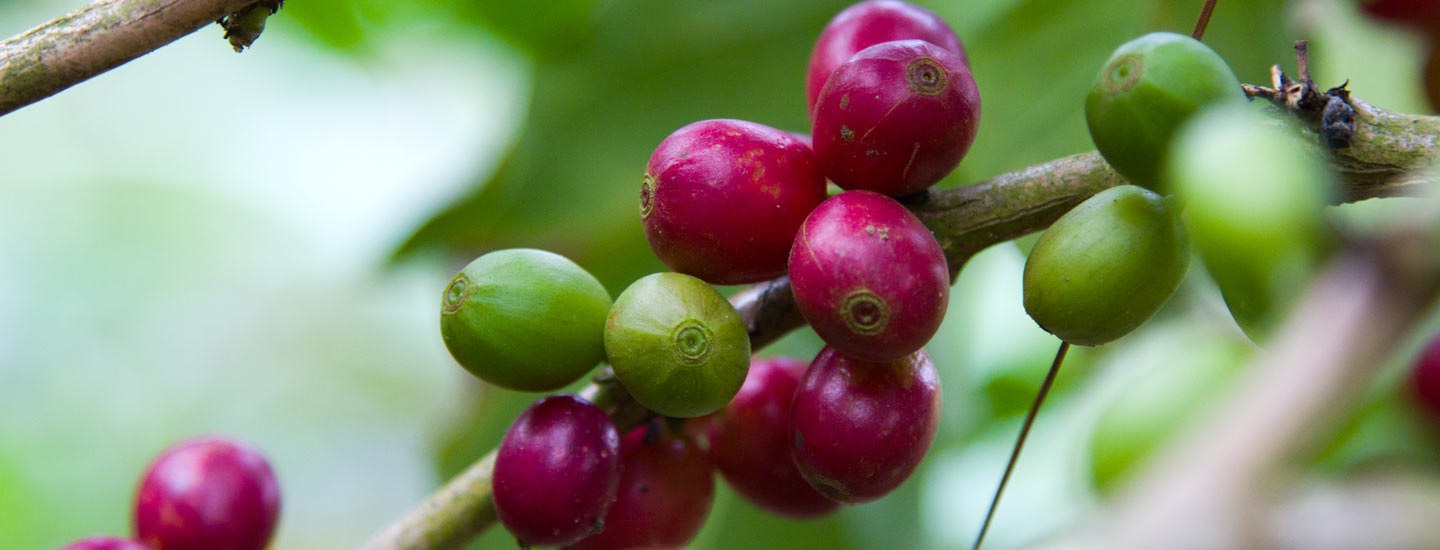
[436,1,981,547]
[1022,30,1336,348]
[59,437,281,550]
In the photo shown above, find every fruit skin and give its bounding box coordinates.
[440,249,612,392]
[1166,104,1333,340]
[1085,32,1242,189]
[789,190,949,361]
[605,273,751,418]
[493,395,622,547]
[1410,331,1440,420]
[812,39,980,196]
[1022,185,1190,346]
[573,425,715,550]
[806,0,967,115]
[59,538,151,550]
[1360,0,1440,28]
[789,347,941,504]
[642,119,827,284]
[699,357,840,518]
[133,436,280,550]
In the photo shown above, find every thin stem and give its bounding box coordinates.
[972,341,1071,550]
[1191,0,1218,40]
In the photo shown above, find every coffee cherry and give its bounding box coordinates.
[605,273,751,418]
[789,191,949,362]
[1022,185,1190,346]
[812,39,980,196]
[642,120,827,284]
[493,395,622,546]
[1165,104,1333,340]
[1359,0,1440,28]
[133,437,280,550]
[700,357,840,518]
[1085,32,1242,189]
[806,0,967,116]
[1410,331,1440,420]
[440,249,612,392]
[60,538,150,550]
[573,425,715,550]
[789,347,941,504]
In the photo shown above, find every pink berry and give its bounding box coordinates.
[789,347,941,504]
[1411,332,1440,418]
[573,425,714,550]
[789,190,949,361]
[59,537,150,550]
[812,39,980,196]
[642,119,828,284]
[701,357,840,518]
[806,0,968,116]
[493,395,622,546]
[133,437,280,550]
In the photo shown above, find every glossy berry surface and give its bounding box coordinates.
[642,119,826,284]
[133,437,280,550]
[789,191,949,362]
[701,357,840,518]
[60,538,151,550]
[813,40,980,196]
[440,248,612,392]
[573,425,715,550]
[493,395,622,546]
[806,0,967,115]
[1085,32,1242,189]
[605,273,751,418]
[1022,185,1190,346]
[1411,331,1440,419]
[790,347,941,503]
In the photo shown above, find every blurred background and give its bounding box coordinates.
[1,0,1438,547]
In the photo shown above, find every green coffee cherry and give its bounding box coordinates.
[1023,185,1190,346]
[440,249,612,392]
[604,273,751,418]
[1166,104,1334,341]
[1086,32,1243,190]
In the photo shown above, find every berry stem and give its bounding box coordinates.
[1191,0,1218,41]
[971,341,1070,550]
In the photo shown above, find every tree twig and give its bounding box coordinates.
[0,0,263,116]
[362,95,1439,549]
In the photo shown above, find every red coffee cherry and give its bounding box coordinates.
[701,357,840,518]
[493,395,622,547]
[806,0,967,116]
[573,424,715,550]
[133,437,280,550]
[789,347,941,504]
[789,190,949,362]
[642,119,827,284]
[1410,331,1440,419]
[812,39,980,196]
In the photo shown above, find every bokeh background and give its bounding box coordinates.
[2,0,1439,547]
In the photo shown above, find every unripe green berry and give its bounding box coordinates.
[1166,104,1335,341]
[1085,32,1243,189]
[1023,185,1190,346]
[604,273,751,418]
[440,249,612,392]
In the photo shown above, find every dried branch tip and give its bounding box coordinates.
[218,0,283,53]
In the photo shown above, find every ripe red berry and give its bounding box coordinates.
[789,347,941,504]
[642,119,827,284]
[133,437,280,550]
[573,425,715,550]
[493,395,622,547]
[701,357,840,518]
[806,0,967,116]
[789,190,949,361]
[1410,331,1440,419]
[59,538,150,550]
[812,39,980,196]
[1359,0,1440,28]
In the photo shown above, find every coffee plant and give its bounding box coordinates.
[7,0,1440,548]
